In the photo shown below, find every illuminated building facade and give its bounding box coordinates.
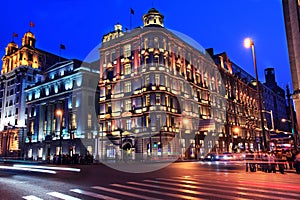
[212,51,291,152]
[211,51,262,152]
[98,8,226,160]
[282,0,300,141]
[0,32,64,157]
[25,60,99,160]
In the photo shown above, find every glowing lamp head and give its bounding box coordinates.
[281,118,287,123]
[56,110,63,116]
[244,38,253,48]
[233,127,240,134]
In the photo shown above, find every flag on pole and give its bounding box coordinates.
[13,32,18,38]
[29,21,35,28]
[130,8,134,15]
[60,44,66,50]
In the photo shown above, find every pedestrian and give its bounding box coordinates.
[295,152,300,174]
[286,150,293,169]
[277,151,285,174]
[268,152,276,173]
[261,152,268,172]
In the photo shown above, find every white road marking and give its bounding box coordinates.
[22,195,43,200]
[47,192,81,200]
[127,181,234,200]
[112,183,197,200]
[70,189,120,200]
[92,186,154,200]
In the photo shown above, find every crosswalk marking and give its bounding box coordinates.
[158,177,299,200]
[92,186,154,200]
[22,174,300,200]
[127,181,235,200]
[70,189,120,200]
[22,195,43,200]
[178,175,300,195]
[111,183,200,200]
[47,192,81,200]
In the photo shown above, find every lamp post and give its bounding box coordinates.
[262,110,274,130]
[56,109,63,164]
[244,38,268,151]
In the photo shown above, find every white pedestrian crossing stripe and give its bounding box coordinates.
[47,192,81,200]
[70,189,120,200]
[22,195,43,200]
[22,174,300,200]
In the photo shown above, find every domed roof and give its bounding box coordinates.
[23,31,35,39]
[147,8,159,13]
[7,41,18,47]
[143,7,164,27]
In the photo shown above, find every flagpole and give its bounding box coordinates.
[130,8,134,30]
[59,48,61,62]
[130,12,132,30]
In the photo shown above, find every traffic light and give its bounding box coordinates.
[153,142,157,148]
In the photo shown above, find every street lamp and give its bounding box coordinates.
[56,109,63,164]
[281,118,297,149]
[244,38,268,151]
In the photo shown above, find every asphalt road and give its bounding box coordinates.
[0,161,299,200]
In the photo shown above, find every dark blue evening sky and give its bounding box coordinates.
[0,0,291,89]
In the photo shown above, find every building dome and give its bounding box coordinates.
[22,31,36,47]
[23,31,35,39]
[143,8,164,27]
[5,41,18,55]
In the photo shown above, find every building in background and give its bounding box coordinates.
[211,51,292,152]
[263,68,289,132]
[0,31,64,158]
[282,0,300,146]
[25,59,99,160]
[211,51,262,152]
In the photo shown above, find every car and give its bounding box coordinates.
[203,153,220,161]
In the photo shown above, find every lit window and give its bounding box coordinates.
[155,75,160,86]
[124,44,131,58]
[126,119,132,130]
[124,64,131,75]
[88,114,92,128]
[146,95,150,106]
[124,81,131,93]
[30,121,34,134]
[44,121,47,135]
[156,94,161,105]
[125,99,131,111]
[165,95,169,107]
[71,114,77,129]
[146,116,150,127]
